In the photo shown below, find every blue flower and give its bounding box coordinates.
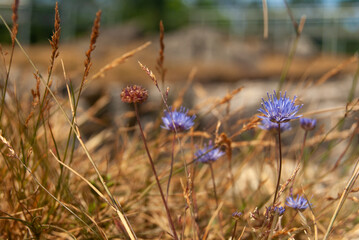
[195,141,225,163]
[267,206,286,216]
[258,91,303,123]
[232,211,242,220]
[300,118,316,131]
[285,194,312,211]
[259,119,291,132]
[161,106,196,132]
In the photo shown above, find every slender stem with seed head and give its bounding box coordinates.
[272,123,283,207]
[134,103,178,240]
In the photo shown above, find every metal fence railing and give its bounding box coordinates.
[189,3,359,54]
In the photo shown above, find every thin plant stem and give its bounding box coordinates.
[289,130,308,190]
[209,162,224,237]
[299,131,308,163]
[209,163,219,208]
[272,123,283,207]
[0,0,18,121]
[277,15,306,91]
[0,39,15,122]
[138,62,198,235]
[166,133,176,202]
[134,103,178,240]
[231,221,238,240]
[347,53,359,103]
[228,153,237,206]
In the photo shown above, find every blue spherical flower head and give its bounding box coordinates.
[300,118,316,131]
[161,106,196,132]
[285,194,312,211]
[258,91,303,123]
[259,119,291,132]
[195,141,225,163]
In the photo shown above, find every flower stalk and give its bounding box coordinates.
[134,103,178,240]
[273,123,283,207]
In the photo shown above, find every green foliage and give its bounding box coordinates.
[120,0,189,32]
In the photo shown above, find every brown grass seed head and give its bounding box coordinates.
[121,85,148,104]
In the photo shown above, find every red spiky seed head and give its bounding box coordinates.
[121,85,148,104]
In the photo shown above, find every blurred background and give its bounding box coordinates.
[1,0,359,53]
[0,0,358,117]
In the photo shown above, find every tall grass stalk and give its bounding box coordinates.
[31,2,60,144]
[0,0,18,121]
[0,13,137,240]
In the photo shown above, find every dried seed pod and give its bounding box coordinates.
[121,85,148,104]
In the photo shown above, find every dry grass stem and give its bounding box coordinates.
[83,10,101,85]
[202,202,224,240]
[138,61,158,86]
[316,55,358,86]
[48,2,61,75]
[11,0,19,44]
[92,41,151,80]
[156,20,167,88]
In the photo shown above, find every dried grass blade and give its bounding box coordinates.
[41,224,77,240]
[323,158,359,240]
[63,202,108,240]
[238,225,246,240]
[49,150,108,203]
[202,202,223,240]
[316,55,357,86]
[0,15,137,240]
[0,133,100,237]
[92,41,151,80]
